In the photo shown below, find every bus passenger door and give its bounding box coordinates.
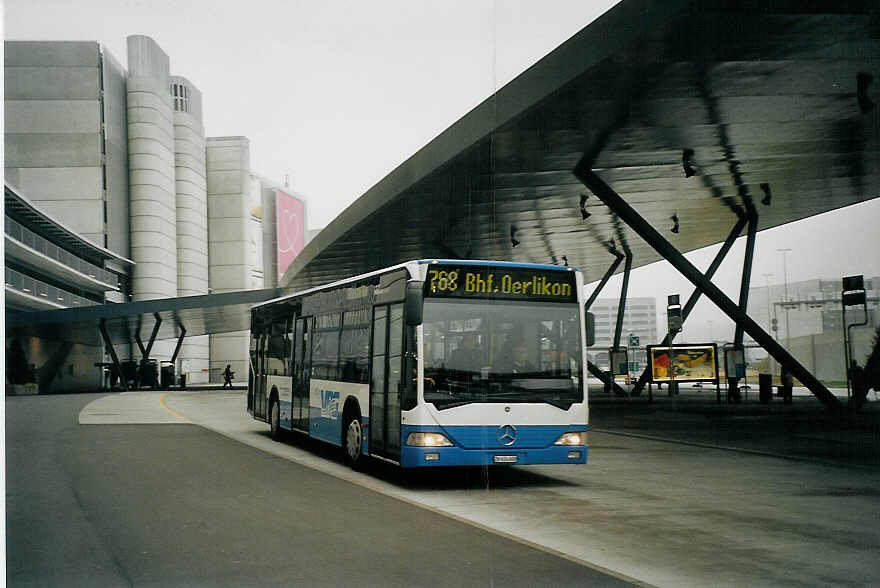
[370,303,403,460]
[292,317,311,431]
[254,329,268,420]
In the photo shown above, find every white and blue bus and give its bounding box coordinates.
[248,260,589,468]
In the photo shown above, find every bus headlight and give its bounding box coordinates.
[554,432,587,446]
[406,432,453,447]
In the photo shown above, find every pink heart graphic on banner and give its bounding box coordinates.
[278,208,302,253]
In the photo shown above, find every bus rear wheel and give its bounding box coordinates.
[343,415,363,468]
[270,399,282,441]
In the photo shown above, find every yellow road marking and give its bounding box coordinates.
[159,393,192,423]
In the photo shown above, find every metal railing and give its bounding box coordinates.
[5,217,118,288]
[5,266,99,308]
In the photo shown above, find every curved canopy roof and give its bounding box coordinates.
[283,0,879,292]
[5,182,134,267]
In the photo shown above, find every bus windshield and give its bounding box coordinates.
[422,299,583,410]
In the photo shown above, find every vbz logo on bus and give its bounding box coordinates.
[320,390,340,420]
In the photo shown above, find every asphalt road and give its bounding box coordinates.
[6,394,634,587]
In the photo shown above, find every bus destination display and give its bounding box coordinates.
[425,265,577,302]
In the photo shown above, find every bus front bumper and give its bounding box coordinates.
[399,444,588,468]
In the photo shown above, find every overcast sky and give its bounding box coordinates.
[6,0,879,343]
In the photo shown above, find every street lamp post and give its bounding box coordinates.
[777,248,792,351]
[762,273,775,374]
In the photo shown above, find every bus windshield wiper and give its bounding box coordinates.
[492,390,570,410]
[433,400,474,410]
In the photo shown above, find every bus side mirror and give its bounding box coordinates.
[405,281,424,326]
[585,311,595,347]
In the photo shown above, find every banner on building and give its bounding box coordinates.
[275,189,305,278]
[647,344,718,382]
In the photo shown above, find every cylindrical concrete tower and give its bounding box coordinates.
[206,136,252,382]
[126,36,178,302]
[171,75,210,379]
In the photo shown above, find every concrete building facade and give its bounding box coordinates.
[171,75,210,375]
[5,36,306,387]
[206,136,252,381]
[588,297,658,371]
[4,41,130,264]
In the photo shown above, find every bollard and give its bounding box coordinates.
[759,373,773,404]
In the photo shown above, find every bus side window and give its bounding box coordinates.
[338,309,370,384]
[312,313,341,380]
[285,316,294,377]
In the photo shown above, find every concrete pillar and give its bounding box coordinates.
[126,36,177,302]
[126,35,178,360]
[171,75,209,380]
[206,136,252,382]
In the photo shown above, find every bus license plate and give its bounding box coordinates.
[493,455,518,464]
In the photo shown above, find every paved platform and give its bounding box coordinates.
[589,383,880,468]
[72,387,880,586]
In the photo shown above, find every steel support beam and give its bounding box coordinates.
[585,250,624,310]
[170,323,187,364]
[613,250,633,350]
[631,214,747,395]
[734,203,758,347]
[584,252,629,396]
[99,318,129,392]
[144,312,162,359]
[134,313,163,360]
[575,165,841,410]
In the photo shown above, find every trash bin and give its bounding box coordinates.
[160,362,175,389]
[759,373,773,404]
[178,373,187,390]
[121,360,138,388]
[140,359,159,389]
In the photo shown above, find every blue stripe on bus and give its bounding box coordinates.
[280,399,292,429]
[306,408,371,453]
[399,424,588,467]
[309,406,341,444]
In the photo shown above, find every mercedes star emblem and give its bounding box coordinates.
[497,424,517,446]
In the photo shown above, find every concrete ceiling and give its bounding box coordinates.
[283,0,879,292]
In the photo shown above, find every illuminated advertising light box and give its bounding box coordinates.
[424,265,577,303]
[647,344,719,382]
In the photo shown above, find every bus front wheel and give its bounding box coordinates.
[343,415,363,468]
[270,399,282,441]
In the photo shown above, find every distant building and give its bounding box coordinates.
[748,277,879,381]
[588,297,657,370]
[5,37,307,389]
[748,277,879,340]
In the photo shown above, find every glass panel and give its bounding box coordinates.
[266,321,289,376]
[370,306,388,451]
[293,318,311,428]
[422,300,582,410]
[386,304,403,455]
[372,306,387,356]
[311,330,339,380]
[340,308,371,384]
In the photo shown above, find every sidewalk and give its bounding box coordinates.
[589,382,880,467]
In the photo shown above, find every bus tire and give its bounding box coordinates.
[270,398,282,441]
[343,413,364,468]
